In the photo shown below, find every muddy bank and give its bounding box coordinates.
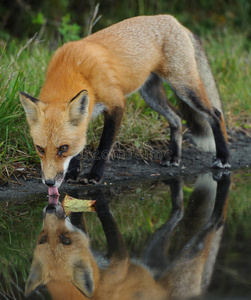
[0,131,250,200]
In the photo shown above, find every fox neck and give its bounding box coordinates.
[39,80,96,120]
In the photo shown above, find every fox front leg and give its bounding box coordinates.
[80,106,124,184]
[65,154,82,181]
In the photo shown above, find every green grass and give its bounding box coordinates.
[0,30,250,181]
[0,198,46,298]
[0,36,51,181]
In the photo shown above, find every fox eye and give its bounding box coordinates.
[39,235,47,244]
[60,234,71,245]
[58,145,68,156]
[36,145,45,154]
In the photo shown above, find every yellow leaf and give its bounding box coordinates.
[62,194,96,215]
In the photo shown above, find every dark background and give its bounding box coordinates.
[1,0,251,41]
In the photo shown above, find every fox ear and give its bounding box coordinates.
[25,261,43,296]
[68,90,89,126]
[72,260,94,298]
[19,91,42,126]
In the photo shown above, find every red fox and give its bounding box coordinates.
[19,15,230,191]
[25,174,230,299]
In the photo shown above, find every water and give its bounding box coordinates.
[0,170,250,300]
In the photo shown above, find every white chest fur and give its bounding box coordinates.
[91,103,107,118]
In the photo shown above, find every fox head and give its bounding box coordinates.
[25,204,98,298]
[19,90,90,188]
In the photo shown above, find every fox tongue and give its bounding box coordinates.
[48,195,59,205]
[48,186,59,196]
[48,186,60,205]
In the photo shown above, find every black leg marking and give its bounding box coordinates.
[183,87,211,114]
[81,107,124,184]
[211,109,230,167]
[183,87,230,168]
[65,154,81,180]
[96,191,128,260]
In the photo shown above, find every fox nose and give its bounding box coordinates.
[46,204,56,213]
[45,179,55,187]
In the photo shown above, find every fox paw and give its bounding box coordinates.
[212,171,230,181]
[212,157,231,169]
[160,159,180,167]
[78,173,103,185]
[65,168,80,181]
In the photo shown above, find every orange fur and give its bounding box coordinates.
[19,15,230,187]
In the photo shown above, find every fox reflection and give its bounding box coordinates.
[25,173,230,299]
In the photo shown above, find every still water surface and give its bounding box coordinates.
[0,169,250,299]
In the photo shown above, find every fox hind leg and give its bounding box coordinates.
[172,84,230,168]
[160,30,230,168]
[210,107,230,168]
[139,73,182,166]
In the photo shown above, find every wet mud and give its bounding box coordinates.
[0,131,250,200]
